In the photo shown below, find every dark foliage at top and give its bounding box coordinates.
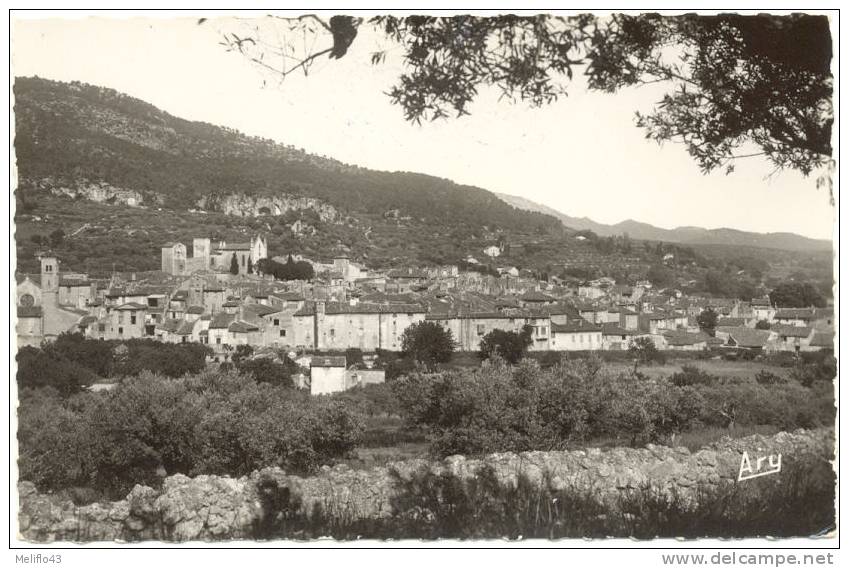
[228,14,832,175]
[16,333,211,395]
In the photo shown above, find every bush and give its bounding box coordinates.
[17,369,364,498]
[478,326,533,364]
[790,355,837,387]
[669,365,719,387]
[401,321,456,371]
[391,358,707,456]
[755,370,786,385]
[16,346,99,396]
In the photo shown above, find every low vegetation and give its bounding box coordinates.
[18,370,363,499]
[250,458,835,540]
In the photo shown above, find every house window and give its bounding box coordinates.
[118,327,124,335]
[148,298,158,307]
[181,337,186,343]
[118,313,124,324]
[279,330,286,337]
[98,324,105,332]
[273,319,280,326]
[216,337,221,344]
[476,324,485,336]
[330,329,335,337]
[130,316,137,325]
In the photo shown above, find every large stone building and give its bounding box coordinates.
[162,235,268,276]
[292,300,427,351]
[16,256,88,346]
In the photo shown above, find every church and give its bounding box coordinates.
[161,235,267,276]
[16,256,91,347]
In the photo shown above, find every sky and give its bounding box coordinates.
[10,14,837,240]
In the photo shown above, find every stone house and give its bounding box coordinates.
[550,320,603,351]
[293,301,428,351]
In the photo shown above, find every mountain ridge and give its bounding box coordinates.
[496,192,831,252]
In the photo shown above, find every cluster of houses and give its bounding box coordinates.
[16,238,835,394]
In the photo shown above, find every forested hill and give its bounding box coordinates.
[13,76,559,233]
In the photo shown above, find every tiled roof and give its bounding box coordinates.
[724,327,773,348]
[717,317,747,327]
[520,290,555,302]
[176,320,196,335]
[216,242,251,251]
[295,301,427,316]
[388,268,428,279]
[774,308,814,320]
[810,332,834,348]
[772,324,813,338]
[663,331,709,346]
[311,356,347,368]
[209,312,236,329]
[600,323,635,336]
[552,320,602,333]
[427,311,530,320]
[59,279,92,287]
[15,273,41,286]
[228,321,259,333]
[116,302,148,310]
[156,318,183,333]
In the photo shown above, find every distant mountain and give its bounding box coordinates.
[13,77,566,273]
[496,193,832,252]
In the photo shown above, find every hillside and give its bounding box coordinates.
[13,77,566,273]
[496,193,832,252]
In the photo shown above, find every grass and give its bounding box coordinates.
[606,359,794,380]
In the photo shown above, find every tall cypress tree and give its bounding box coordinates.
[247,256,254,275]
[229,252,239,275]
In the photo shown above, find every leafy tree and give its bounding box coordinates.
[230,252,239,275]
[345,347,364,368]
[478,325,533,364]
[220,14,832,175]
[646,264,674,288]
[232,344,254,365]
[236,357,295,387]
[696,308,719,336]
[628,336,665,371]
[16,346,98,396]
[49,228,65,247]
[755,320,771,330]
[769,282,827,308]
[400,321,455,371]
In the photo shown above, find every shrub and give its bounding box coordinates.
[669,365,718,387]
[478,326,533,364]
[755,370,786,385]
[628,337,666,367]
[16,346,99,396]
[400,321,456,371]
[17,370,364,497]
[391,358,706,456]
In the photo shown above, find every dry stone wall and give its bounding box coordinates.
[18,428,834,542]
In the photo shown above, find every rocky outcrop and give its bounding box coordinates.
[17,428,834,542]
[36,178,150,206]
[198,193,339,221]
